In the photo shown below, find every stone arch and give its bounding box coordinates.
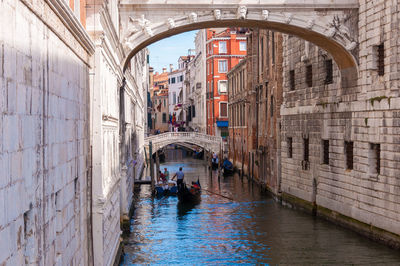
[144,133,222,156]
[121,7,358,87]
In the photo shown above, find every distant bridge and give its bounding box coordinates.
[144,132,223,156]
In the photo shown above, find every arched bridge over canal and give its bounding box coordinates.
[144,132,223,156]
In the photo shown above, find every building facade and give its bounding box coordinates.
[228,29,283,194]
[0,0,148,265]
[206,28,247,137]
[279,3,400,244]
[186,30,207,133]
[150,70,169,133]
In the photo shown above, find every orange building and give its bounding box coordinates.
[206,28,247,137]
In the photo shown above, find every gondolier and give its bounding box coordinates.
[172,167,185,190]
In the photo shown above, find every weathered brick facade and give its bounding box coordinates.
[228,29,283,194]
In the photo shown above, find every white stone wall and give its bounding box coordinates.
[0,0,92,265]
[281,1,400,238]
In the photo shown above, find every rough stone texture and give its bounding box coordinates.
[280,0,400,242]
[0,0,91,264]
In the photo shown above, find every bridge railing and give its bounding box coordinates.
[145,132,222,145]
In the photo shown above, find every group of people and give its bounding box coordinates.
[158,167,185,190]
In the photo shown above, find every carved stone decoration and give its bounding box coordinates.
[262,10,269,20]
[166,18,175,29]
[326,27,336,38]
[189,12,198,23]
[346,41,357,51]
[144,26,154,37]
[214,9,221,20]
[306,18,315,29]
[285,13,293,24]
[125,15,153,38]
[237,6,247,19]
[328,15,353,42]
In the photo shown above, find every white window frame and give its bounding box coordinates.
[239,41,246,51]
[218,60,228,73]
[218,80,228,94]
[219,41,227,54]
[219,101,228,118]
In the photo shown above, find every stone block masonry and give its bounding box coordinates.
[0,0,93,264]
[280,0,400,248]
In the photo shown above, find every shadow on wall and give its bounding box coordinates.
[0,22,91,264]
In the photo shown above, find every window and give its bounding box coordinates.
[192,105,196,117]
[240,41,246,51]
[345,141,354,170]
[377,43,384,76]
[322,139,329,165]
[303,137,309,164]
[218,80,228,94]
[220,102,228,117]
[306,65,313,87]
[218,60,228,73]
[270,95,274,117]
[162,113,167,123]
[164,99,166,107]
[219,41,227,53]
[289,70,295,91]
[179,75,183,82]
[173,92,176,104]
[288,137,293,158]
[325,59,333,84]
[171,77,176,84]
[369,143,380,176]
[272,32,275,64]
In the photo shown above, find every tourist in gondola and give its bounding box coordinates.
[163,168,169,182]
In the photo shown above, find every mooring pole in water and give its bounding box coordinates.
[156,150,160,182]
[150,141,154,192]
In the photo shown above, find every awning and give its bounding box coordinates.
[216,121,228,127]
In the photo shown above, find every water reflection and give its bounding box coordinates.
[121,149,400,265]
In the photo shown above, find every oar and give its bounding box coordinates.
[201,188,235,201]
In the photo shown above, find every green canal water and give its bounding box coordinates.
[121,149,400,265]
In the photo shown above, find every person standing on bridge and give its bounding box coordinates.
[172,167,184,190]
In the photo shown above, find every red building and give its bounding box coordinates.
[206,28,247,137]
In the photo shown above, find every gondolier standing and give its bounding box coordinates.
[172,167,184,190]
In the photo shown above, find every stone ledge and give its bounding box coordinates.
[280,192,400,250]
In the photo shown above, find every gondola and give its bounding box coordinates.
[211,158,219,170]
[177,179,201,203]
[221,159,234,176]
[155,180,178,196]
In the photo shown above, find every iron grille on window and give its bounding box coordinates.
[304,138,309,162]
[377,44,384,76]
[288,137,293,158]
[325,59,333,84]
[369,143,381,175]
[345,141,353,170]
[302,138,310,170]
[289,70,295,91]
[323,139,329,165]
[306,65,313,87]
[270,96,274,117]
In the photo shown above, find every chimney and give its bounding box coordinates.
[162,67,167,73]
[169,64,174,72]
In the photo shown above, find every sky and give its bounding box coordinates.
[147,30,197,73]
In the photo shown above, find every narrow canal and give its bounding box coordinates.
[121,148,400,265]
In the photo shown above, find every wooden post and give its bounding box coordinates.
[150,141,154,192]
[240,144,244,179]
[156,151,160,182]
